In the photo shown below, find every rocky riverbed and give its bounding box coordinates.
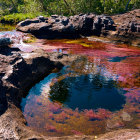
[0,9,140,140]
[16,9,140,46]
[0,42,81,139]
[0,36,140,140]
[0,45,139,139]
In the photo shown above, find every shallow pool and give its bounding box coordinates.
[21,39,140,136]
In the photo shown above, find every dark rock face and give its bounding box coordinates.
[0,80,7,115]
[118,21,140,36]
[93,15,115,36]
[16,14,115,39]
[0,38,11,46]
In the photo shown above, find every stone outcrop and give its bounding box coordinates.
[112,9,140,34]
[0,48,65,114]
[0,44,81,139]
[111,9,140,45]
[0,10,140,139]
[16,9,140,46]
[16,14,116,39]
[92,15,115,36]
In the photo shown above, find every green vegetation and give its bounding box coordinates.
[0,23,15,31]
[0,13,48,24]
[0,0,139,24]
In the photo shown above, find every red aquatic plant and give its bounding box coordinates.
[45,124,57,132]
[63,108,74,116]
[55,111,69,123]
[125,88,140,103]
[63,108,80,118]
[48,113,54,120]
[96,108,112,119]
[71,130,83,135]
[49,102,62,114]
[84,109,101,121]
[73,111,80,118]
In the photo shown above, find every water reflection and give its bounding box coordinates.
[21,39,140,136]
[49,70,126,111]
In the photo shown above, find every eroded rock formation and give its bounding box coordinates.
[16,14,115,39]
[0,43,79,139]
[0,9,140,139]
[111,9,140,45]
[16,9,140,46]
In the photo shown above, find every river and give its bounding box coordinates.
[1,25,140,137]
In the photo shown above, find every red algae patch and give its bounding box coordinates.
[21,38,140,137]
[23,95,110,136]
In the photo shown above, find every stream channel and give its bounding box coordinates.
[1,26,140,137]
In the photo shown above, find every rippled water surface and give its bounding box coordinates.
[21,39,140,136]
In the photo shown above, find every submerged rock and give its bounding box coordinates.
[121,112,132,122]
[106,115,125,129]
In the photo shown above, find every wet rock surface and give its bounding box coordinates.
[0,46,74,110]
[97,129,140,140]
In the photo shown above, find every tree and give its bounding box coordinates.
[38,0,47,11]
[63,0,75,14]
[125,0,131,11]
[9,0,17,12]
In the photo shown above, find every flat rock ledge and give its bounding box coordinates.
[0,44,140,139]
[16,9,140,46]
